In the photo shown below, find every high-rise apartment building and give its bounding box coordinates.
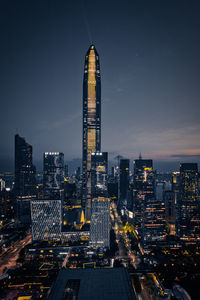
[90,197,110,248]
[43,152,64,199]
[82,45,101,221]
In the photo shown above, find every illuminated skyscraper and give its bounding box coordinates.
[82,45,101,220]
[133,157,155,238]
[179,163,200,243]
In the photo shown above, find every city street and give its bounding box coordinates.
[0,234,32,275]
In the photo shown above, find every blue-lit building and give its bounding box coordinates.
[43,152,64,200]
[91,152,108,198]
[90,197,110,248]
[31,199,62,241]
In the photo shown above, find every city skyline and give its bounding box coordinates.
[1,0,200,172]
[1,2,200,298]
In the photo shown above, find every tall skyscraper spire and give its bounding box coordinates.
[82,44,101,221]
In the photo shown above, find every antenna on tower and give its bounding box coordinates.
[81,0,93,44]
[139,152,142,160]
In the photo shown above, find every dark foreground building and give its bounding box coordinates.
[47,268,136,300]
[15,134,36,197]
[14,134,36,223]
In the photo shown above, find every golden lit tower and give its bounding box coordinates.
[82,45,101,221]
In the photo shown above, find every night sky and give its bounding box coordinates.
[1,0,200,172]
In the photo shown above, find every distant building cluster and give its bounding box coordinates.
[0,44,200,255]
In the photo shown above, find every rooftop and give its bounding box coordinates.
[47,268,136,300]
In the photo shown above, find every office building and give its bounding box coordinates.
[172,171,180,234]
[91,152,108,198]
[14,134,36,197]
[64,164,69,178]
[90,197,110,248]
[179,163,200,243]
[43,152,64,199]
[119,159,130,210]
[31,199,62,241]
[164,190,176,235]
[142,198,166,247]
[133,157,155,236]
[82,44,101,221]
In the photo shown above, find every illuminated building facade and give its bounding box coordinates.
[133,157,155,236]
[119,159,130,210]
[31,199,62,241]
[142,198,166,248]
[91,152,108,198]
[43,152,64,199]
[179,163,200,243]
[90,197,110,248]
[82,45,101,221]
[15,134,36,197]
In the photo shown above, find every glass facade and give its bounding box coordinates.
[91,152,108,198]
[179,163,200,243]
[43,152,64,199]
[89,197,110,248]
[31,199,62,241]
[82,45,101,221]
[133,158,155,240]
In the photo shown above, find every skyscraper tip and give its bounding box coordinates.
[89,44,95,50]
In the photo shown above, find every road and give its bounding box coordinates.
[111,202,166,299]
[0,234,32,275]
[62,247,71,268]
[111,202,138,268]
